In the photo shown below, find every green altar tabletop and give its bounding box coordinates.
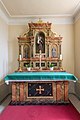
[4,72,78,83]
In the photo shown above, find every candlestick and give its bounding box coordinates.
[18,61,22,72]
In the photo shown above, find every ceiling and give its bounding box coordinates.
[1,0,80,17]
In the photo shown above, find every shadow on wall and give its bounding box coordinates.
[69,81,76,94]
[0,82,11,103]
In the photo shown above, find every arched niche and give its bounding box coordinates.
[35,31,45,53]
[23,44,30,58]
[51,44,58,58]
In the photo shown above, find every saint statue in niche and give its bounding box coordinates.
[23,45,29,58]
[52,47,56,57]
[37,36,43,51]
[36,32,45,53]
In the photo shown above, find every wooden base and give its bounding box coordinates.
[12,81,69,103]
[16,69,65,72]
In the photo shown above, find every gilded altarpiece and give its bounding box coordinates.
[18,20,63,70]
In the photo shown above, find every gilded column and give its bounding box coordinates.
[21,44,23,58]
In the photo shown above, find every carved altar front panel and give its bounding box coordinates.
[12,81,69,104]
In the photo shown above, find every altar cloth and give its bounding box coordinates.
[4,72,78,83]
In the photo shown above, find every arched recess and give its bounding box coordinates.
[23,44,30,58]
[35,31,45,53]
[51,44,58,58]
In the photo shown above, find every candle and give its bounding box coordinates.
[60,54,62,60]
[20,54,22,61]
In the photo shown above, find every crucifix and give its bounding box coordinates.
[36,85,44,94]
[39,50,42,70]
[37,35,43,70]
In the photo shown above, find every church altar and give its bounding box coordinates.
[4,71,78,104]
[4,20,78,104]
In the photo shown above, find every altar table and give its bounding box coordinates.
[4,71,78,104]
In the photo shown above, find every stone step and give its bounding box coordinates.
[0,95,11,114]
[69,93,80,113]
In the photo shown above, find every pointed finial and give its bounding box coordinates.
[38,18,43,23]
